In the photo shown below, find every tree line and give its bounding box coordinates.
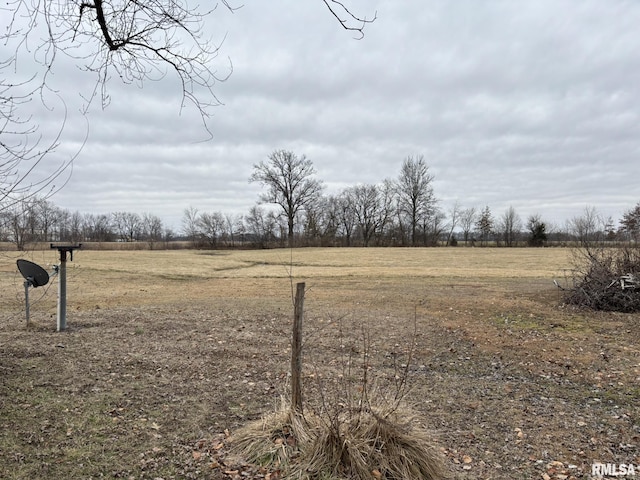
[2,151,639,250]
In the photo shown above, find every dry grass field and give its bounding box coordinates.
[1,247,639,479]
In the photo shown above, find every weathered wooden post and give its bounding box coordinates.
[291,282,305,413]
[50,244,82,332]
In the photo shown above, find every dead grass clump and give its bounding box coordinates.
[298,404,447,480]
[231,401,448,480]
[231,401,311,471]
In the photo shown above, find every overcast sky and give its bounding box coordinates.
[10,0,640,231]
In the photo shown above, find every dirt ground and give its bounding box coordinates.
[0,248,639,479]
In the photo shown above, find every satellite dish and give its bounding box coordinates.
[17,259,50,288]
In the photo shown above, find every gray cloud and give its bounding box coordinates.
[8,0,640,230]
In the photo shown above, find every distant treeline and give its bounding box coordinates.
[1,196,639,251]
[2,151,640,251]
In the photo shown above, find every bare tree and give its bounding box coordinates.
[303,195,339,246]
[224,213,242,247]
[66,211,82,242]
[380,178,399,245]
[421,208,446,246]
[569,206,605,248]
[2,195,38,250]
[54,208,70,240]
[34,198,62,242]
[81,212,113,242]
[181,206,200,247]
[499,205,522,247]
[334,191,357,247]
[459,207,476,246]
[347,183,392,247]
[245,205,277,248]
[396,155,436,246]
[445,201,462,246]
[162,226,175,248]
[141,212,164,249]
[348,185,378,247]
[112,211,141,242]
[250,150,324,247]
[0,213,8,242]
[197,211,226,248]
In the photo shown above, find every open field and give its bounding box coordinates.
[1,247,639,479]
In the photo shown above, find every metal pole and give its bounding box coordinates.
[57,250,67,332]
[24,281,30,327]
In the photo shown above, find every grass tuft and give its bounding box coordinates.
[230,399,309,470]
[231,400,448,480]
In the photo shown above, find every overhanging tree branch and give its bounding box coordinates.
[2,0,375,205]
[322,0,377,38]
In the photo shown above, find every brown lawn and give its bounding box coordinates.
[0,247,638,479]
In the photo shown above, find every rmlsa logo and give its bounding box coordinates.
[592,463,638,477]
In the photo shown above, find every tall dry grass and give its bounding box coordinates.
[232,400,448,480]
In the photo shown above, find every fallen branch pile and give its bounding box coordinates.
[562,246,640,312]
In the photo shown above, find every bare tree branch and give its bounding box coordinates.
[321,0,377,39]
[0,76,79,211]
[1,0,374,205]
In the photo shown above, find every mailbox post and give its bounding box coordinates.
[50,244,81,332]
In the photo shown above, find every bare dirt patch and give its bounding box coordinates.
[1,248,639,479]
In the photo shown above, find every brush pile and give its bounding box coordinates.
[562,245,640,312]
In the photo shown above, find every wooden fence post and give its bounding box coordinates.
[291,282,305,413]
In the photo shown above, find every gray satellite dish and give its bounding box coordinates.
[17,259,50,288]
[17,259,55,326]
